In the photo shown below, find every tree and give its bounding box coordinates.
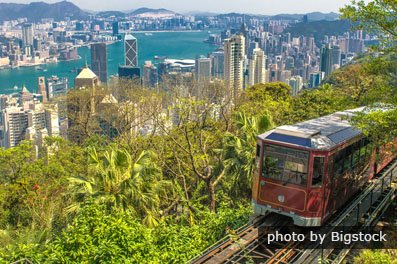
[340,0,397,48]
[341,0,397,148]
[238,82,292,125]
[66,146,170,227]
[222,112,273,198]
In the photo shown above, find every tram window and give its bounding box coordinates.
[343,145,353,171]
[333,150,344,177]
[312,157,324,187]
[352,142,361,166]
[262,144,308,186]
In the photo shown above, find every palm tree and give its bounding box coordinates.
[66,146,169,227]
[222,112,273,197]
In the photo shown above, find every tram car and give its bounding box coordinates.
[252,107,396,226]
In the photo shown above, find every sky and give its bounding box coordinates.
[1,0,357,14]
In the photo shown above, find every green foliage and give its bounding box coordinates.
[352,107,397,145]
[287,84,354,123]
[340,0,397,48]
[354,249,397,264]
[67,146,170,227]
[239,82,292,124]
[0,202,251,263]
[222,112,273,197]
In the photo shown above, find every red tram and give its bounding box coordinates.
[252,107,396,226]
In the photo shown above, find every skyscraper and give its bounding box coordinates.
[331,45,341,67]
[91,43,107,83]
[195,57,212,82]
[210,50,224,79]
[320,44,332,78]
[112,22,119,36]
[125,34,138,67]
[22,23,34,48]
[224,34,245,100]
[248,48,266,87]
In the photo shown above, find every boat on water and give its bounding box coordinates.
[154,55,168,60]
[145,33,153,36]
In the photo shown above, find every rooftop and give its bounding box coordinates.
[258,107,367,150]
[75,67,97,80]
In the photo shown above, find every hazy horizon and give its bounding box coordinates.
[0,0,362,15]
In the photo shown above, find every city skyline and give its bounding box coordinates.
[2,0,366,14]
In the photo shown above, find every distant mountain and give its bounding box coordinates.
[271,12,339,21]
[129,8,176,17]
[0,1,88,22]
[286,19,351,40]
[96,11,126,18]
[184,11,219,17]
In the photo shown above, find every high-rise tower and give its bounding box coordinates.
[22,23,34,48]
[320,44,332,78]
[91,43,107,83]
[125,34,138,67]
[224,34,245,101]
[248,48,266,86]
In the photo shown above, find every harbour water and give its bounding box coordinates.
[0,31,218,94]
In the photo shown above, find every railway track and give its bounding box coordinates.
[190,159,397,264]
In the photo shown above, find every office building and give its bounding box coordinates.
[331,45,341,67]
[320,44,332,78]
[91,43,107,83]
[118,66,141,79]
[46,76,69,99]
[210,50,224,79]
[143,61,158,88]
[224,34,245,99]
[288,76,303,96]
[248,48,266,86]
[112,22,119,36]
[22,23,34,48]
[309,72,323,88]
[125,34,138,67]
[195,56,212,81]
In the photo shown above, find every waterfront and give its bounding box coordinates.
[0,31,218,94]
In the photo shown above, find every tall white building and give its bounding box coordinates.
[248,48,267,87]
[1,107,29,148]
[288,76,303,96]
[224,34,245,101]
[1,102,60,149]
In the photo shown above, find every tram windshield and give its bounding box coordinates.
[262,144,309,186]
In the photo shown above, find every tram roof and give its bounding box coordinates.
[258,107,368,150]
